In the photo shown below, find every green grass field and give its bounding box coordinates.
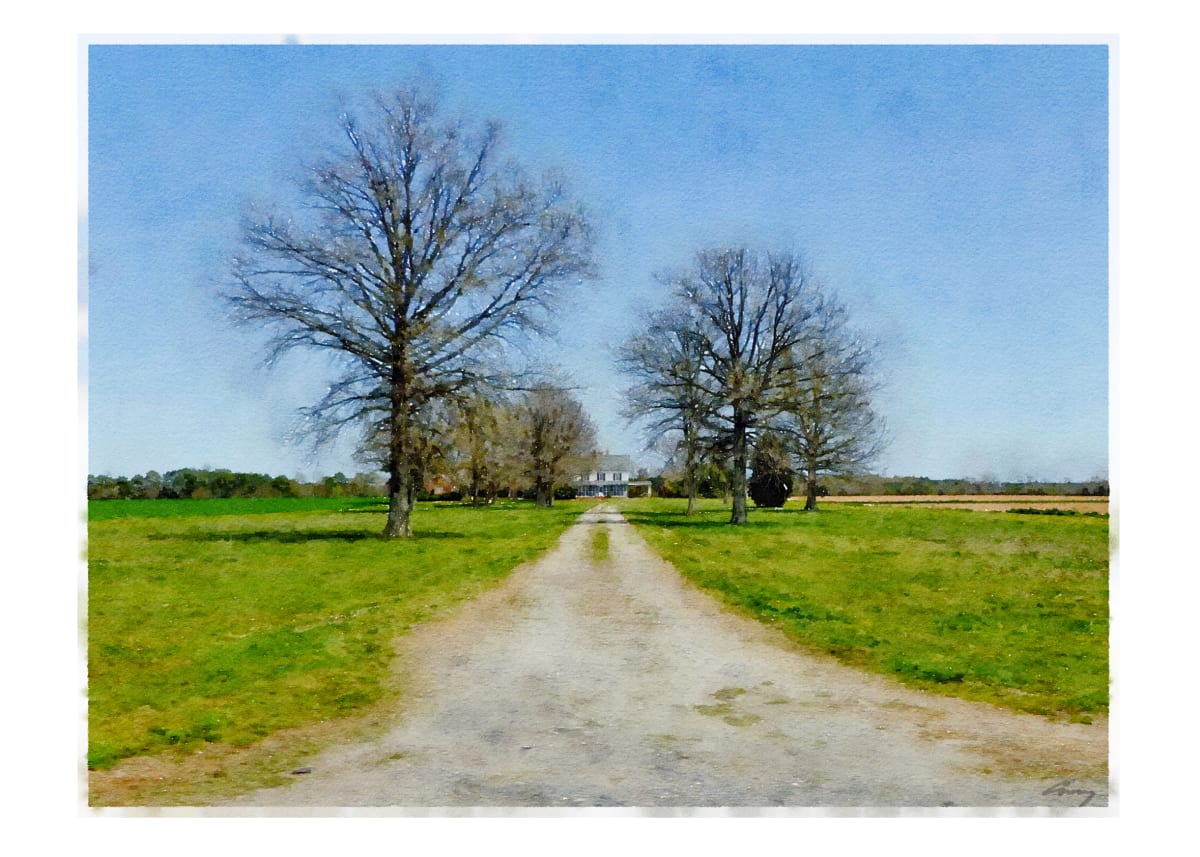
[86,495,383,522]
[88,493,1107,802]
[620,498,1109,721]
[87,497,586,776]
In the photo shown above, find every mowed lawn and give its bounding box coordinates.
[621,499,1108,721]
[87,497,585,774]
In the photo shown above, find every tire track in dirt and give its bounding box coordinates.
[223,505,1107,808]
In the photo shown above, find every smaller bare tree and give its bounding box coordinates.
[444,391,505,506]
[776,295,886,510]
[503,384,598,507]
[618,307,714,515]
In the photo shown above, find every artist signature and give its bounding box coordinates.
[1042,778,1099,806]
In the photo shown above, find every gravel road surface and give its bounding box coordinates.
[224,505,1108,809]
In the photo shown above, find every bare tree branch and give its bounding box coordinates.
[227,83,595,537]
[671,247,817,524]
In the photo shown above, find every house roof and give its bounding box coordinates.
[597,454,632,472]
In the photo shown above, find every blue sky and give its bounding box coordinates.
[86,43,1109,482]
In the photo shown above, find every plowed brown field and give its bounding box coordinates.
[814,495,1109,514]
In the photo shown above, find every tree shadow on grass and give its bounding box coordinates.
[150,529,467,544]
[619,507,809,532]
[618,510,737,531]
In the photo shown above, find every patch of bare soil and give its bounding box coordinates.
[88,704,399,807]
[820,495,1109,514]
[213,506,1106,810]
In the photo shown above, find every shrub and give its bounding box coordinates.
[652,476,683,498]
[748,432,793,508]
[416,490,464,502]
[693,462,728,499]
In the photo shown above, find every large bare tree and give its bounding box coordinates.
[669,248,818,524]
[228,85,594,537]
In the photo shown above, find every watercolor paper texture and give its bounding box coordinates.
[85,42,1110,813]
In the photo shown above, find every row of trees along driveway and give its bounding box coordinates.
[228,82,883,534]
[619,249,885,521]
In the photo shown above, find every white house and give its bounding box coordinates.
[574,454,634,498]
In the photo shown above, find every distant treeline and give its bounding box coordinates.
[646,463,1108,501]
[87,469,386,501]
[88,467,1110,502]
[819,474,1109,497]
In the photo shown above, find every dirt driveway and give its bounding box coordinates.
[224,506,1108,809]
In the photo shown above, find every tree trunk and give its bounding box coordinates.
[685,445,697,516]
[407,468,420,513]
[729,417,749,525]
[804,476,819,511]
[535,477,554,507]
[804,458,819,511]
[384,468,415,538]
[384,402,416,538]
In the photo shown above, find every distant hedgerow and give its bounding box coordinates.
[1008,508,1108,518]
